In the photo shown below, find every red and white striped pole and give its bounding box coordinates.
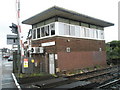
[16,0,24,57]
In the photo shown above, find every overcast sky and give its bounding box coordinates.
[0,0,119,49]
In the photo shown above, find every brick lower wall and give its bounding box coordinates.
[55,36,105,52]
[31,36,107,73]
[57,51,106,71]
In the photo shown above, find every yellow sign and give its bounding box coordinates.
[31,59,34,63]
[24,59,28,68]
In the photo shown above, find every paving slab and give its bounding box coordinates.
[1,58,17,89]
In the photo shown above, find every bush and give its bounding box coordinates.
[106,40,120,65]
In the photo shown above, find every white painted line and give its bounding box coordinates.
[12,73,22,90]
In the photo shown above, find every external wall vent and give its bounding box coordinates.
[66,47,71,52]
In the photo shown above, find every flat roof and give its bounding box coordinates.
[22,6,114,27]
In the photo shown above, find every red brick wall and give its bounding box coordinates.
[55,36,105,52]
[55,36,106,71]
[31,36,106,72]
[57,51,106,71]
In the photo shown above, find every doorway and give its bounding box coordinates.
[49,54,55,74]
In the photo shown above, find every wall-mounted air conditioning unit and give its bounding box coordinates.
[39,47,44,53]
[32,47,44,53]
[31,47,36,53]
[31,47,44,54]
[35,47,39,53]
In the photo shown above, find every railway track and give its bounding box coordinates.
[66,65,118,79]
[96,78,120,89]
[62,65,119,89]
[66,65,119,89]
[21,65,120,89]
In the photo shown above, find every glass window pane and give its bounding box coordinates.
[70,26,75,36]
[70,20,79,25]
[96,30,98,38]
[37,28,40,38]
[80,27,85,37]
[96,26,104,30]
[64,24,70,35]
[45,18,55,24]
[59,23,64,35]
[51,30,55,35]
[37,22,44,27]
[86,28,89,37]
[81,22,89,27]
[84,28,86,37]
[90,25,96,29]
[58,17,69,24]
[50,24,55,35]
[93,29,97,38]
[32,25,37,28]
[41,27,45,37]
[33,29,36,39]
[89,29,94,38]
[75,26,80,37]
[97,30,104,39]
[101,31,104,39]
[45,26,49,36]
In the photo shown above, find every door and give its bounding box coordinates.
[49,54,55,74]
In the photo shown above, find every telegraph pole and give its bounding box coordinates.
[16,0,24,56]
[9,0,24,80]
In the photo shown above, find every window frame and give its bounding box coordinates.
[70,25,75,36]
[37,28,40,38]
[45,25,50,36]
[32,29,37,39]
[32,21,105,40]
[41,27,45,37]
[50,23,55,35]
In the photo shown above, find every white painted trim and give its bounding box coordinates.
[32,35,104,41]
[41,41,55,47]
[12,73,21,90]
[32,35,57,41]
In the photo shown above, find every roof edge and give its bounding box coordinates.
[22,6,114,27]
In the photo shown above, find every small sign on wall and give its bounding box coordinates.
[41,41,55,47]
[24,58,28,68]
[35,62,37,67]
[55,54,58,59]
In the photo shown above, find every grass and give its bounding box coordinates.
[51,74,58,77]
[63,65,102,76]
[17,73,51,78]
[15,65,103,78]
